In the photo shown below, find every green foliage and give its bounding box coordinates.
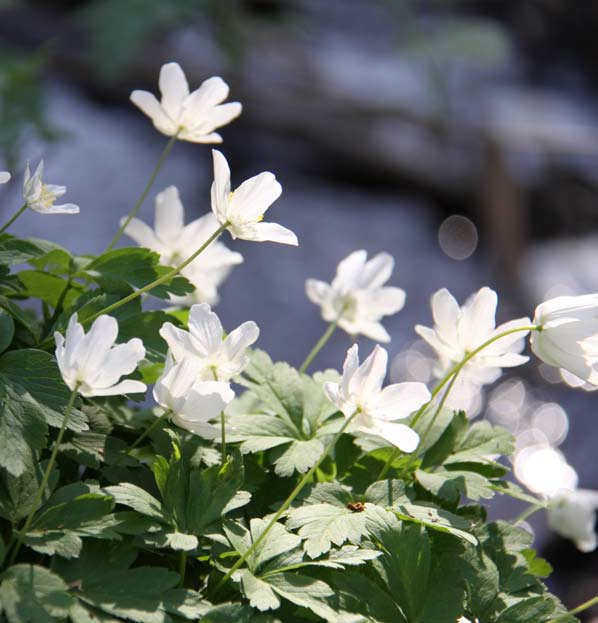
[0,229,578,622]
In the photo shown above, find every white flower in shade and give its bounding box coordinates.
[415,287,530,385]
[122,185,243,305]
[153,354,234,437]
[547,488,598,553]
[306,250,406,343]
[130,62,241,143]
[0,171,10,184]
[23,161,79,215]
[531,294,598,385]
[324,345,430,453]
[159,303,259,381]
[210,149,298,246]
[54,314,146,397]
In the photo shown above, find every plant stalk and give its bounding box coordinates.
[0,203,27,235]
[105,134,178,251]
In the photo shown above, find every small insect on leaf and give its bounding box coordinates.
[347,501,366,513]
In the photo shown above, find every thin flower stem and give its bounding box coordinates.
[117,409,172,465]
[105,134,178,252]
[547,595,598,622]
[299,317,341,374]
[214,409,360,593]
[375,325,537,480]
[38,222,229,350]
[178,551,187,587]
[6,385,79,567]
[514,502,546,526]
[0,203,27,235]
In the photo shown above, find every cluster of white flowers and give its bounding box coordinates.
[39,61,598,555]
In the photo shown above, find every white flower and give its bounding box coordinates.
[415,287,530,385]
[153,354,234,438]
[547,488,598,553]
[0,171,10,184]
[211,149,298,246]
[159,303,259,381]
[531,294,598,385]
[324,345,430,453]
[23,161,79,215]
[122,185,243,305]
[130,62,241,143]
[54,314,146,397]
[306,250,406,342]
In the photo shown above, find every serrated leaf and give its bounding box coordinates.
[103,483,164,521]
[395,503,478,545]
[0,234,47,265]
[0,564,74,623]
[271,438,324,477]
[416,468,495,503]
[365,480,408,508]
[445,421,514,465]
[287,502,373,558]
[494,596,557,623]
[17,271,81,308]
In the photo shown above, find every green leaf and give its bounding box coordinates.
[287,501,374,558]
[0,309,14,353]
[54,542,179,623]
[0,296,41,342]
[0,234,47,266]
[445,421,514,466]
[17,271,80,308]
[83,248,193,299]
[494,596,557,623]
[416,468,495,503]
[521,549,553,578]
[119,311,181,363]
[395,503,478,545]
[103,482,164,521]
[0,564,74,623]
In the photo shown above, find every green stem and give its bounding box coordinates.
[514,503,545,526]
[38,222,229,350]
[220,411,226,467]
[415,371,459,452]
[299,319,339,374]
[376,325,537,480]
[105,134,178,252]
[6,385,79,567]
[0,203,27,235]
[178,551,187,588]
[547,596,598,622]
[215,409,360,593]
[117,409,171,465]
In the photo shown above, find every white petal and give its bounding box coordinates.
[89,338,146,389]
[431,288,460,344]
[347,319,391,343]
[239,222,298,246]
[195,102,242,134]
[76,315,119,380]
[371,382,431,421]
[130,90,173,133]
[210,149,231,224]
[121,217,162,251]
[350,345,387,401]
[154,186,185,245]
[324,382,342,410]
[460,287,497,346]
[84,379,146,397]
[159,322,204,360]
[180,380,235,422]
[332,250,367,291]
[358,252,394,289]
[230,172,282,221]
[183,76,230,119]
[305,279,333,307]
[35,203,80,215]
[355,287,406,317]
[223,321,259,365]
[359,420,420,453]
[159,62,189,119]
[341,344,360,397]
[188,303,223,353]
[0,172,10,184]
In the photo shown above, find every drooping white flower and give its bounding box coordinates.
[531,294,598,385]
[210,149,298,246]
[547,488,598,553]
[415,287,530,385]
[0,171,10,184]
[153,354,234,437]
[306,249,406,343]
[160,303,259,381]
[130,62,241,143]
[324,344,430,453]
[54,314,146,397]
[122,185,243,305]
[23,161,79,215]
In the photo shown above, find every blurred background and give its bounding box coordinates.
[0,0,597,616]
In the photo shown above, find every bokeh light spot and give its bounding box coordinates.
[438,215,478,260]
